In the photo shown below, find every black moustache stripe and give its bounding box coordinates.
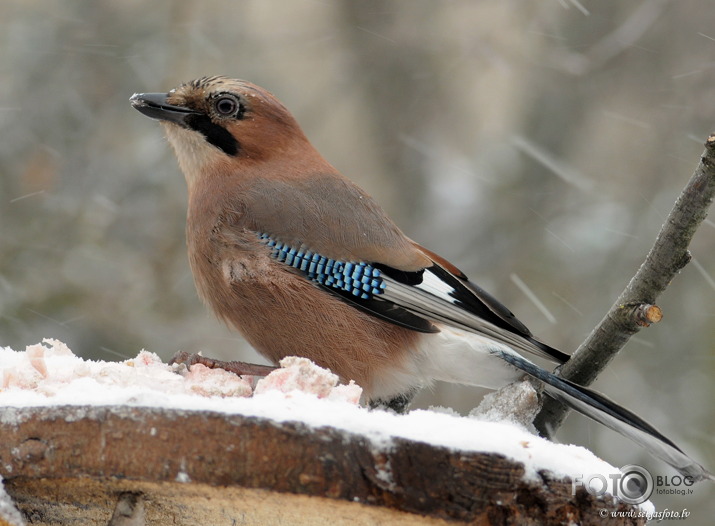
[185,114,239,156]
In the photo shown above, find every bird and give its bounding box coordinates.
[130,76,710,481]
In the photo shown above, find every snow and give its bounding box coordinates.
[254,356,362,403]
[0,477,25,526]
[470,377,541,433]
[0,340,360,406]
[0,339,652,512]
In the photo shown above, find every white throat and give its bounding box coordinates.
[163,124,225,189]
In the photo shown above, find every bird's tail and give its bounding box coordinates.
[494,349,713,482]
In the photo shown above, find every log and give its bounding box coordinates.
[0,405,645,525]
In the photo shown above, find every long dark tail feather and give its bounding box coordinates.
[495,349,713,482]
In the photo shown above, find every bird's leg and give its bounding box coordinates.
[169,351,278,377]
[368,390,417,414]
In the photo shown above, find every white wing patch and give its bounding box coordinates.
[380,269,555,360]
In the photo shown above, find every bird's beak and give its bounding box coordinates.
[130,92,198,127]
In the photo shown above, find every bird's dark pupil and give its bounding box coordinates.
[217,98,235,115]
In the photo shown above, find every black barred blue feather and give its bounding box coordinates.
[259,233,386,299]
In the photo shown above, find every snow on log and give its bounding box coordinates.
[0,340,648,525]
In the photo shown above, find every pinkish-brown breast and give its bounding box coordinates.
[185,178,421,397]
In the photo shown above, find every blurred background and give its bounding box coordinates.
[1,0,713,516]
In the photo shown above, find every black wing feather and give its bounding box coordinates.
[496,349,712,480]
[319,284,439,333]
[376,261,569,364]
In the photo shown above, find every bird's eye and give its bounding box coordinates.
[215,96,239,116]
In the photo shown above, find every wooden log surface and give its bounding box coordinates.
[0,405,644,525]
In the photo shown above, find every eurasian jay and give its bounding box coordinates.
[130,76,710,480]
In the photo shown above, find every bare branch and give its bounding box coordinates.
[535,134,715,436]
[169,351,277,377]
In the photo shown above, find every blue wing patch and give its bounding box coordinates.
[259,233,386,299]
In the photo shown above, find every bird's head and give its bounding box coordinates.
[130,76,312,186]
